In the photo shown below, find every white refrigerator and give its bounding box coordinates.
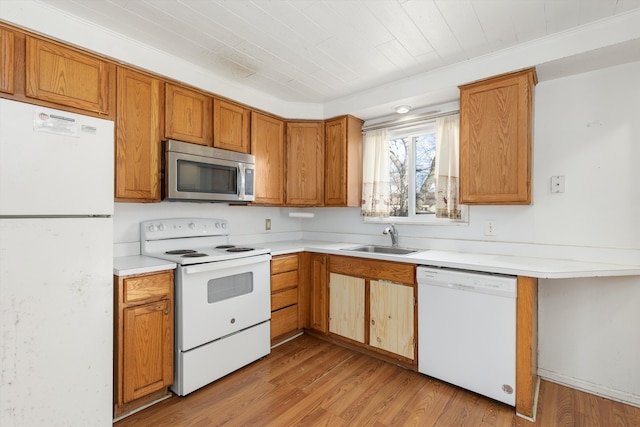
[0,98,114,426]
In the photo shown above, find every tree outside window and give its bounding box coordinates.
[389,130,436,219]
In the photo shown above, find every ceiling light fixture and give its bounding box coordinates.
[394,104,412,114]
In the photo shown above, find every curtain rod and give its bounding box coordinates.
[362,109,459,133]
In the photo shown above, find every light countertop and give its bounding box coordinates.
[113,255,176,277]
[252,240,640,279]
[113,240,640,279]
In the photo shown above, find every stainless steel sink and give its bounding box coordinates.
[341,245,418,255]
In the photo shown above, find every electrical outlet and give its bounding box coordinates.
[265,218,271,231]
[551,175,565,193]
[484,220,497,236]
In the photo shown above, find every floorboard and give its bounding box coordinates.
[114,334,640,426]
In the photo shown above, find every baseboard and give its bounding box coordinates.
[538,369,640,408]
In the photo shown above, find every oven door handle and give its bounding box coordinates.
[182,253,272,275]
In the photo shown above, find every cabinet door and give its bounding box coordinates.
[459,68,536,204]
[309,254,328,333]
[165,83,212,146]
[369,280,415,360]
[213,98,250,153]
[115,67,163,202]
[122,299,173,403]
[325,116,363,207]
[25,37,113,115]
[0,28,15,94]
[285,121,324,206]
[329,273,365,343]
[251,112,284,205]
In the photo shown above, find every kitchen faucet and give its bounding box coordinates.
[383,223,398,247]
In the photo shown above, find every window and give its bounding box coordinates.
[389,122,437,219]
[361,110,466,224]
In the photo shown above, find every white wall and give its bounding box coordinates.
[113,202,302,257]
[304,61,640,262]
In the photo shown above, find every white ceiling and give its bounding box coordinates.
[31,0,640,116]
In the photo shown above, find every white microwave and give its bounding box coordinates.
[164,139,255,203]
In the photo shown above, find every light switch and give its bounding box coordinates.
[551,176,565,193]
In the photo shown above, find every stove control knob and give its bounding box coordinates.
[221,223,227,229]
[215,222,221,229]
[158,223,166,231]
[188,222,196,229]
[147,224,157,232]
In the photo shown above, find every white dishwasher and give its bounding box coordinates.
[417,266,517,406]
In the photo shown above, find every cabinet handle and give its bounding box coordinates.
[164,309,169,315]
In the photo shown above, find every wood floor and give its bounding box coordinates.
[115,334,640,426]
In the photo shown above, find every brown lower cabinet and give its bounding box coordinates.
[270,254,302,344]
[310,255,417,370]
[114,270,174,418]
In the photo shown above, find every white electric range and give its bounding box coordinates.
[141,218,271,396]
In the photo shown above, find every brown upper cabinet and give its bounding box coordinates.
[0,28,15,94]
[25,36,114,116]
[459,68,537,204]
[251,111,285,205]
[324,115,363,207]
[165,83,213,146]
[115,67,163,202]
[285,121,324,206]
[213,98,250,153]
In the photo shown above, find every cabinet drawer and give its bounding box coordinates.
[271,305,298,339]
[329,255,415,284]
[271,270,298,292]
[271,254,299,274]
[271,288,298,311]
[124,271,173,303]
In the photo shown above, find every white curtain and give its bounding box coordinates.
[361,129,390,217]
[435,114,461,219]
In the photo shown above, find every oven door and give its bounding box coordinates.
[175,254,271,352]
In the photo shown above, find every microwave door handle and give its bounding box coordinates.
[238,163,246,200]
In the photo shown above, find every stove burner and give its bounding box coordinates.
[226,247,254,253]
[166,249,197,255]
[182,253,208,258]
[215,245,235,249]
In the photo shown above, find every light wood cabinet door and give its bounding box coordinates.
[251,111,284,205]
[325,115,363,207]
[213,98,250,153]
[369,280,415,360]
[165,83,212,146]
[459,68,536,204]
[329,273,365,343]
[0,28,15,94]
[285,121,324,206]
[309,253,328,333]
[115,67,163,202]
[25,36,114,115]
[122,299,173,403]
